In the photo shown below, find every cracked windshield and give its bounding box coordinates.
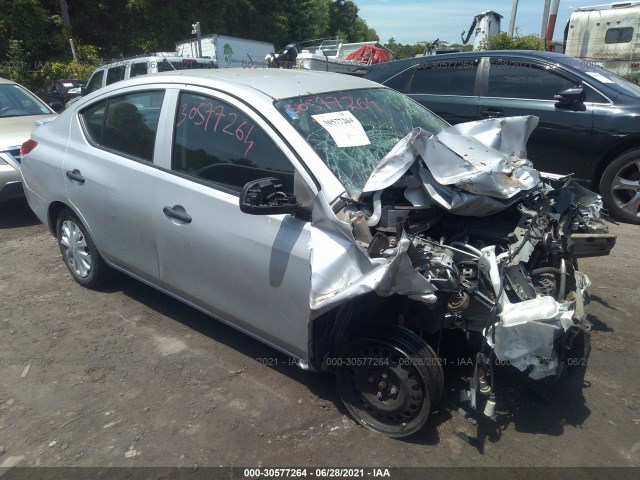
[275,88,447,198]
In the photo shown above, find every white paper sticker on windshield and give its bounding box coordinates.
[312,111,371,148]
[585,71,615,84]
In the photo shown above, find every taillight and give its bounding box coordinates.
[20,139,38,156]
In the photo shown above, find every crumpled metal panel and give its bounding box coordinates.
[363,116,541,215]
[482,241,592,379]
[308,197,437,316]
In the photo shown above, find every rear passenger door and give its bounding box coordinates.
[477,56,594,176]
[386,57,481,124]
[64,88,166,282]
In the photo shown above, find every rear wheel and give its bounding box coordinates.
[336,326,443,437]
[56,208,113,288]
[600,148,640,224]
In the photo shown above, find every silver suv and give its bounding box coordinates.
[84,53,216,95]
[0,77,55,202]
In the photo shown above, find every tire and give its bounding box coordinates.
[335,327,443,437]
[56,208,113,288]
[599,148,640,224]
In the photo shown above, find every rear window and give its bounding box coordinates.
[80,91,165,161]
[409,59,479,96]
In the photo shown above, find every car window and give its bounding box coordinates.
[274,88,448,198]
[487,59,579,100]
[605,27,633,44]
[106,66,126,85]
[382,66,415,93]
[409,58,479,95]
[172,92,295,193]
[0,84,51,118]
[80,91,165,161]
[130,62,148,78]
[584,85,609,103]
[86,70,104,94]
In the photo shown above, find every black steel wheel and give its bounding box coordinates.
[336,327,443,437]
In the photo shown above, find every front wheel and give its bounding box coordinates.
[600,148,640,224]
[335,326,443,437]
[56,208,113,288]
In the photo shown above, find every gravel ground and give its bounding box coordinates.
[1,198,639,470]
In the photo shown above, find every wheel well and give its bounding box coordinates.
[591,137,640,191]
[309,294,403,372]
[47,201,70,236]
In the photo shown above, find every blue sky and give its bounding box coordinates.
[354,0,602,44]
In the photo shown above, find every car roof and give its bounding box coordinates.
[95,55,215,69]
[119,68,384,100]
[0,77,16,85]
[369,50,571,70]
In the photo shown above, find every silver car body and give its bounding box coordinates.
[20,69,614,436]
[23,70,364,360]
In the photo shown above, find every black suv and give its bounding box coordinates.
[365,50,640,224]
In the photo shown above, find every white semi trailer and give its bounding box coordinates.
[564,2,640,80]
[176,34,275,69]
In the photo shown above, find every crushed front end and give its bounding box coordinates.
[317,116,615,432]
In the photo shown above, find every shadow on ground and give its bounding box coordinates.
[95,274,593,450]
[0,198,40,229]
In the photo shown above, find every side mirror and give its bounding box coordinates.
[48,100,64,113]
[554,87,585,109]
[80,86,88,96]
[239,177,301,215]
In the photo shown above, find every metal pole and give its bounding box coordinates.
[542,0,551,38]
[196,22,203,57]
[59,0,77,61]
[508,0,519,37]
[545,0,561,49]
[69,38,78,62]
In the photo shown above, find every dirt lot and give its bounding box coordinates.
[1,198,639,470]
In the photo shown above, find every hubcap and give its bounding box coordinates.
[612,159,640,217]
[60,220,92,278]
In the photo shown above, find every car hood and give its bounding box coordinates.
[0,114,55,150]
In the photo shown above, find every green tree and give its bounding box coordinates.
[383,38,424,59]
[477,29,546,51]
[328,0,377,43]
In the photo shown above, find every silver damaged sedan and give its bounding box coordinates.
[19,69,616,437]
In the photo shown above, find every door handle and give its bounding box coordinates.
[163,206,192,224]
[480,108,504,118]
[65,169,85,184]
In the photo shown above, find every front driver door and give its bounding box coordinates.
[477,56,594,177]
[153,88,314,358]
